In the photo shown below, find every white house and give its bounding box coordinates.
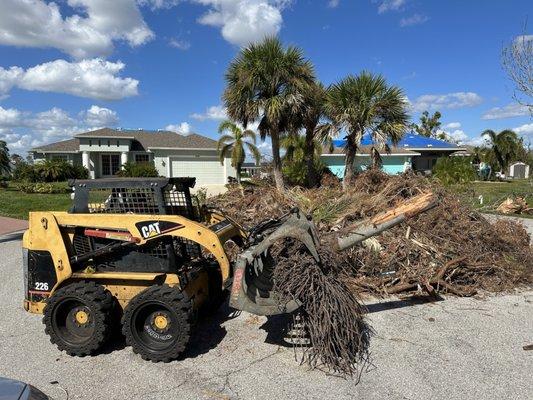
[30,128,236,187]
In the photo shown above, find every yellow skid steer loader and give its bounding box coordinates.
[22,177,435,362]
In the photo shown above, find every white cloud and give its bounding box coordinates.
[513,123,533,138]
[137,0,181,9]
[0,0,154,59]
[83,105,119,127]
[481,103,530,120]
[0,59,139,100]
[0,67,23,99]
[399,14,428,27]
[165,122,192,135]
[194,0,288,46]
[0,106,23,127]
[190,105,228,121]
[410,92,483,112]
[377,0,405,14]
[328,0,340,8]
[0,105,119,153]
[444,122,461,129]
[169,38,191,50]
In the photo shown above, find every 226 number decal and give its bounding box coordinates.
[35,282,49,291]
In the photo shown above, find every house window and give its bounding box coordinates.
[135,154,150,164]
[102,154,120,176]
[51,155,68,162]
[89,140,92,147]
[107,140,110,147]
[116,140,119,147]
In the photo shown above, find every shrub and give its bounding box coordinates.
[12,162,39,182]
[433,157,477,185]
[13,160,88,182]
[116,162,159,177]
[16,181,70,194]
[283,158,325,187]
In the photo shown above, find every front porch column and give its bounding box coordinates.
[82,151,94,179]
[121,151,128,169]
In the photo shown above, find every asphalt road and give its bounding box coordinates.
[0,238,532,400]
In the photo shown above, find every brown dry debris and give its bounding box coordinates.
[212,170,533,297]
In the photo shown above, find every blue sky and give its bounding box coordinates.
[0,0,531,156]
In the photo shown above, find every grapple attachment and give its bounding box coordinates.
[229,209,320,316]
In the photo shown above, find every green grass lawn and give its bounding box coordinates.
[0,183,72,220]
[449,179,533,217]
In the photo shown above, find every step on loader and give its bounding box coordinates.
[22,177,436,362]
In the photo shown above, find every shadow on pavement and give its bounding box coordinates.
[365,295,444,314]
[0,232,24,243]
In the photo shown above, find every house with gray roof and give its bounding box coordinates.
[30,128,236,186]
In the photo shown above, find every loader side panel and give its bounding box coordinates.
[26,250,58,303]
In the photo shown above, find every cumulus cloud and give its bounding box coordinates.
[377,0,405,14]
[399,14,429,27]
[410,92,483,112]
[444,122,461,130]
[0,106,23,127]
[194,0,288,46]
[481,103,530,120]
[190,105,228,121]
[0,105,119,152]
[0,0,154,59]
[513,123,533,138]
[83,105,119,127]
[0,59,139,100]
[165,122,192,135]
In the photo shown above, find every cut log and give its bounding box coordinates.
[334,192,437,252]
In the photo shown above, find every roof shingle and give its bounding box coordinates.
[32,128,218,152]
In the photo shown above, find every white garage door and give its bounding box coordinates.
[170,157,224,186]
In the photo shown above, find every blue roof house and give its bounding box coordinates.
[321,133,464,178]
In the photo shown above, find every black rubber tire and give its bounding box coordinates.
[121,285,192,362]
[42,281,114,356]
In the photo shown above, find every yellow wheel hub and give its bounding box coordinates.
[75,310,89,324]
[154,315,168,330]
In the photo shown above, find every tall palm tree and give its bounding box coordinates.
[300,82,327,187]
[223,37,315,190]
[325,72,409,189]
[217,120,261,184]
[481,129,521,174]
[0,140,11,176]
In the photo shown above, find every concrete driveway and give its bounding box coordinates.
[0,238,532,400]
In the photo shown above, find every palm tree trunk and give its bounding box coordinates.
[343,134,358,190]
[305,123,318,188]
[270,129,284,190]
[236,162,242,184]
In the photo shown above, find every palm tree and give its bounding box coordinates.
[217,120,261,184]
[481,129,521,174]
[0,140,11,176]
[300,82,328,187]
[223,37,315,190]
[325,72,409,189]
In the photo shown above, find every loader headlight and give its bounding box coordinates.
[22,248,28,299]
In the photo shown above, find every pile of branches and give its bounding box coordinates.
[212,171,532,297]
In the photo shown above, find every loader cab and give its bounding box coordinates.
[65,177,203,274]
[68,177,199,220]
